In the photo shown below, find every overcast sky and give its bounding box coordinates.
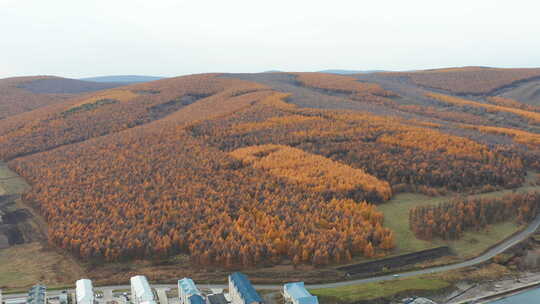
[1,0,540,78]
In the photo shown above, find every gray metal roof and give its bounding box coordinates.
[207,294,228,304]
[27,285,46,304]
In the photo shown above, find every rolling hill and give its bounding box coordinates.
[318,69,386,74]
[375,66,540,95]
[0,76,125,119]
[80,75,165,84]
[1,68,539,278]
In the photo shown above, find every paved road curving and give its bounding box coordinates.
[4,212,540,299]
[307,212,540,289]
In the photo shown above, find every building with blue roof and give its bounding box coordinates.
[228,272,264,304]
[283,282,318,304]
[188,295,205,304]
[178,278,202,304]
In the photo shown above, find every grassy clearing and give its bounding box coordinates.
[525,170,540,185]
[378,171,540,258]
[310,276,451,303]
[379,193,520,258]
[309,263,514,303]
[0,242,84,290]
[378,193,446,253]
[0,161,81,291]
[0,165,18,179]
[0,162,30,195]
[437,263,512,282]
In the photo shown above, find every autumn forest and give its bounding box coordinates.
[1,67,540,268]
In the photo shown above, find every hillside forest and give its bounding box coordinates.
[1,67,540,268]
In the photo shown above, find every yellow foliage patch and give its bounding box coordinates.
[258,92,296,109]
[230,144,392,201]
[290,111,486,159]
[487,96,525,108]
[461,124,540,147]
[427,93,540,124]
[377,128,489,159]
[295,73,385,94]
[293,73,396,104]
[162,90,274,125]
[233,115,324,133]
[68,89,139,109]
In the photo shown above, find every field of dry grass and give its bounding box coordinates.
[0,242,84,290]
[0,163,29,195]
[310,275,451,303]
[0,161,82,290]
[310,262,515,304]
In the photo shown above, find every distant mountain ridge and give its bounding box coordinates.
[318,69,387,75]
[0,76,126,119]
[20,77,124,94]
[81,75,164,84]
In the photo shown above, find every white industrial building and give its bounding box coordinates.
[76,279,95,304]
[178,278,202,304]
[130,275,157,304]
